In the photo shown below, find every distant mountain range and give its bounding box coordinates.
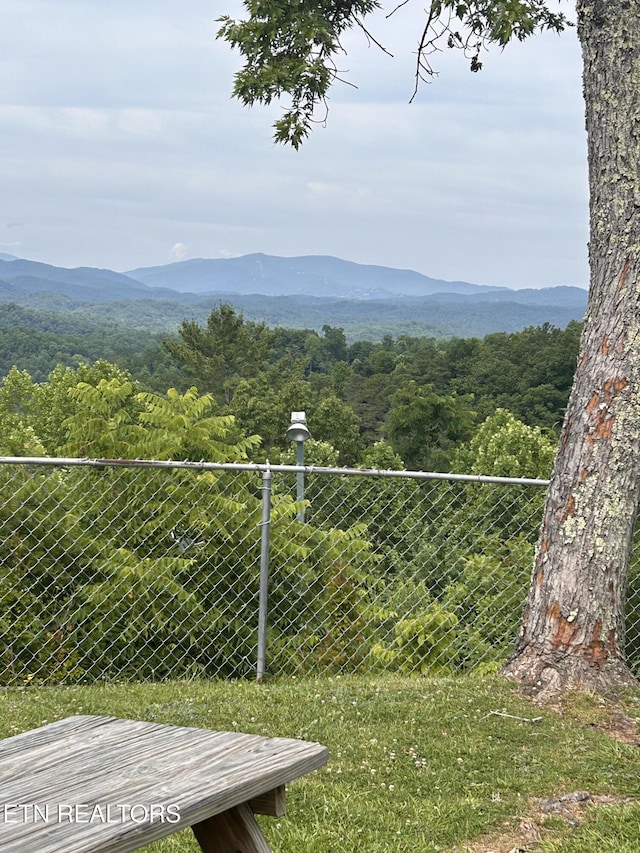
[0,257,182,303]
[0,253,587,340]
[126,253,510,298]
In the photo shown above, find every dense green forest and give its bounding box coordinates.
[0,305,594,684]
[0,302,581,469]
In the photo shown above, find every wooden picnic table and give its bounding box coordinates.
[0,714,328,852]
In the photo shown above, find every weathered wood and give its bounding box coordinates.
[0,716,328,853]
[249,785,286,818]
[192,803,273,853]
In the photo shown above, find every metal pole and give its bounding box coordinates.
[296,440,305,523]
[256,469,272,683]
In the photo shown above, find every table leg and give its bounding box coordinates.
[192,802,273,853]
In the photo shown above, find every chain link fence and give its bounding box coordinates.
[2,456,640,686]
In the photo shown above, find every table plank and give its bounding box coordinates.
[0,716,328,853]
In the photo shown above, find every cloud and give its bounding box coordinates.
[0,0,588,288]
[170,242,189,261]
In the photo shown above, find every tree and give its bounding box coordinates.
[217,1,567,148]
[452,409,555,544]
[310,394,363,465]
[0,368,380,683]
[164,304,273,405]
[230,373,313,452]
[33,361,143,454]
[448,324,581,429]
[218,1,640,698]
[386,381,475,470]
[454,409,556,481]
[503,3,640,698]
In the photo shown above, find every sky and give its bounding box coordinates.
[0,1,587,289]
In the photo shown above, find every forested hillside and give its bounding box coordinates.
[0,306,586,684]
[0,302,580,470]
[0,254,587,342]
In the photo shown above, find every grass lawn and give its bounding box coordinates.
[1,674,640,852]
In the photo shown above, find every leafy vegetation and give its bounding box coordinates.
[0,303,581,448]
[4,304,640,683]
[159,307,579,464]
[0,362,385,683]
[0,306,589,684]
[217,0,569,146]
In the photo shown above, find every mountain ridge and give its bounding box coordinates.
[0,253,588,340]
[126,252,515,298]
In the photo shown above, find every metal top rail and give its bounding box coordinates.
[0,456,550,487]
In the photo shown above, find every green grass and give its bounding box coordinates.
[1,674,640,852]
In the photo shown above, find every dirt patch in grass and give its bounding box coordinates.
[460,815,540,853]
[553,693,640,745]
[513,684,640,746]
[461,689,640,852]
[592,709,640,745]
[460,792,636,853]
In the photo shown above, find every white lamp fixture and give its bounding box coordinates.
[285,411,310,444]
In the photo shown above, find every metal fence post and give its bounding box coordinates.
[296,442,306,523]
[256,468,272,683]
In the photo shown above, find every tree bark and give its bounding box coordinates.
[502,0,640,701]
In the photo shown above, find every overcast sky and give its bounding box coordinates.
[1,1,586,289]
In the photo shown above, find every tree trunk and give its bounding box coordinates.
[502,0,640,701]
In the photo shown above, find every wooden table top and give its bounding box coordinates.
[0,715,329,853]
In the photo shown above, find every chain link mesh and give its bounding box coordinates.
[1,458,639,685]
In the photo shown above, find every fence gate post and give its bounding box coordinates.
[256,468,272,683]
